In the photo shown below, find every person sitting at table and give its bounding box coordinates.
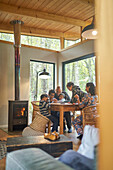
[55,85,70,102]
[48,89,58,103]
[72,82,98,140]
[58,93,65,103]
[62,91,70,102]
[57,93,72,133]
[66,82,86,103]
[48,89,59,131]
[55,86,62,100]
[39,94,58,132]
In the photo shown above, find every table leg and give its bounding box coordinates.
[60,107,64,134]
[48,121,51,133]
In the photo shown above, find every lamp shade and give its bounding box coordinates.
[39,69,50,79]
[82,19,98,39]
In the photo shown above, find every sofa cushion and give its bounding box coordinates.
[30,112,49,133]
[59,149,94,170]
[6,148,73,170]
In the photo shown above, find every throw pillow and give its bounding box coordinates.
[59,149,94,170]
[22,127,44,136]
[30,112,49,133]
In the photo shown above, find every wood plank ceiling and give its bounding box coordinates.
[0,0,95,40]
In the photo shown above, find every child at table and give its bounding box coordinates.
[39,94,58,132]
[58,93,65,103]
[57,93,72,133]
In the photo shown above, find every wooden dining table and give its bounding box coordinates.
[50,103,81,134]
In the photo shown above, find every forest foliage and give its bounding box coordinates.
[0,33,78,50]
[65,57,96,96]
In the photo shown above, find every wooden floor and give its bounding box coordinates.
[0,127,80,170]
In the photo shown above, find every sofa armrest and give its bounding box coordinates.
[6,148,73,170]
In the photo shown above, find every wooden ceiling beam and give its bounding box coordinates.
[0,23,80,39]
[76,0,94,6]
[0,2,87,27]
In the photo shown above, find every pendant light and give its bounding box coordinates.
[82,17,98,39]
[39,68,51,79]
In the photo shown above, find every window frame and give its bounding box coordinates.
[62,53,95,91]
[30,59,55,90]
[0,32,60,50]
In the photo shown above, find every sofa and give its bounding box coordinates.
[6,147,96,170]
[6,148,73,170]
[6,125,98,170]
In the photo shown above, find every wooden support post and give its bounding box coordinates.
[95,56,98,91]
[60,37,64,49]
[80,26,83,42]
[96,0,113,169]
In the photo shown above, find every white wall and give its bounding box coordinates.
[0,42,57,127]
[0,43,14,127]
[57,40,95,87]
[20,46,58,100]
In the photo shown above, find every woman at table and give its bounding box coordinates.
[66,82,86,103]
[55,86,70,102]
[72,82,97,140]
[55,86,62,100]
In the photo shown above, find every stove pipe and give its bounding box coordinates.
[10,20,24,100]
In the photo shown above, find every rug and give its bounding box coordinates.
[0,129,22,160]
[0,140,7,160]
[0,129,8,141]
[1,128,22,136]
[0,129,8,160]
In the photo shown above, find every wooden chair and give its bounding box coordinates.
[82,105,99,129]
[71,110,82,121]
[31,101,51,133]
[31,101,40,121]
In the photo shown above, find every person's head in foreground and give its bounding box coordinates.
[59,93,65,100]
[48,89,55,99]
[66,82,74,91]
[55,86,62,94]
[67,82,81,92]
[86,82,95,96]
[40,94,48,102]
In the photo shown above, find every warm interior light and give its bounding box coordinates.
[39,75,50,79]
[92,30,97,36]
[81,17,98,39]
[39,69,51,79]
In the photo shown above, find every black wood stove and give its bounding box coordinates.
[8,100,28,131]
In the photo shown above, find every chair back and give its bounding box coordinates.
[82,104,99,129]
[30,112,50,133]
[31,101,51,133]
[31,101,40,121]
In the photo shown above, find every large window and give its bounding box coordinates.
[0,33,60,50]
[29,60,55,122]
[63,54,96,96]
[0,33,82,50]
[21,35,60,50]
[64,39,81,48]
[0,32,14,42]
